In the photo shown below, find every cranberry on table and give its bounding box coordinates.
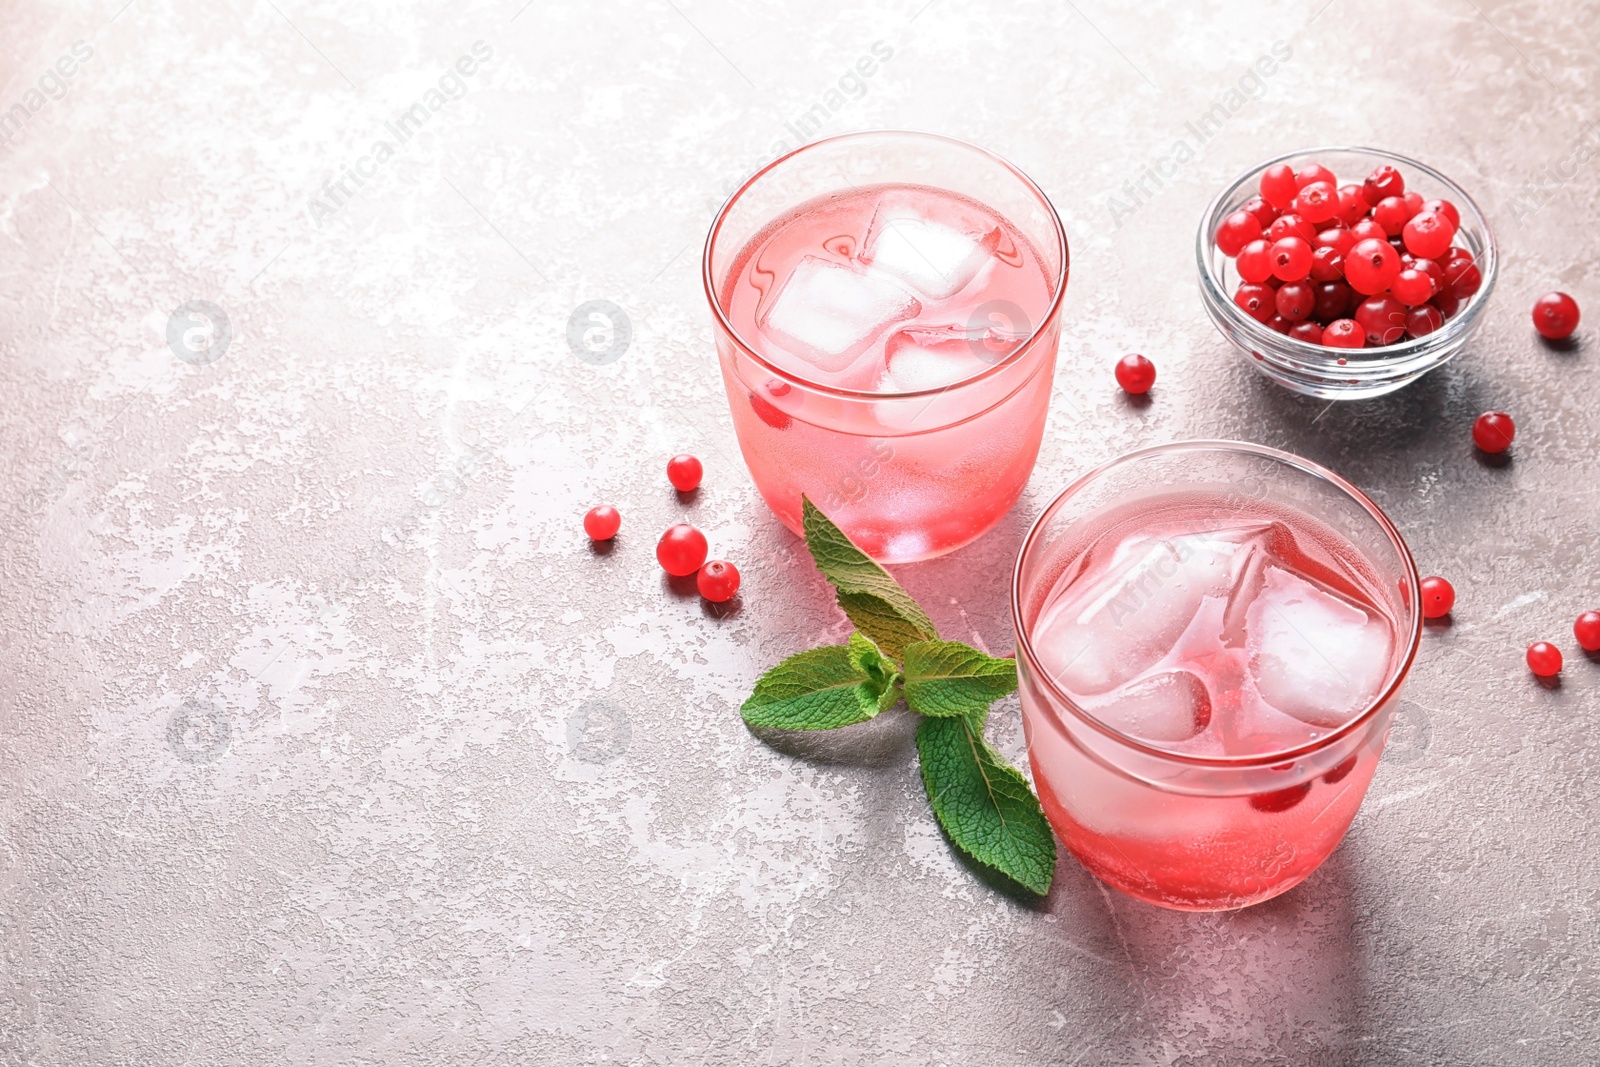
[1363,164,1404,204]
[1216,210,1263,257]
[583,505,622,541]
[1532,291,1580,340]
[666,453,703,492]
[1527,642,1563,678]
[1472,411,1515,453]
[1420,576,1455,619]
[1322,319,1365,348]
[656,523,709,576]
[696,559,741,603]
[1575,611,1600,653]
[1115,353,1157,394]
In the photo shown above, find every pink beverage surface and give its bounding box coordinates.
[1022,491,1403,909]
[722,183,1054,394]
[717,183,1058,562]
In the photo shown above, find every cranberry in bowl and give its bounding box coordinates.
[1198,147,1496,400]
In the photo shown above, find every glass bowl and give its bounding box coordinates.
[1197,147,1497,400]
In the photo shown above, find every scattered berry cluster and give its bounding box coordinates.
[1417,579,1598,679]
[1215,161,1482,348]
[583,454,743,604]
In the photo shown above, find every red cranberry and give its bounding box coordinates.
[750,390,791,430]
[1323,754,1359,785]
[1432,286,1462,319]
[1267,213,1316,243]
[657,523,709,576]
[696,559,741,602]
[584,505,621,541]
[1310,245,1346,282]
[1575,611,1600,653]
[1216,210,1263,257]
[1409,257,1446,293]
[1405,304,1444,338]
[1241,196,1279,229]
[1266,315,1292,334]
[1532,291,1580,339]
[1289,320,1324,342]
[1527,642,1563,678]
[1472,411,1515,453]
[1260,164,1299,210]
[1314,281,1354,321]
[1250,781,1312,813]
[1355,295,1407,346]
[1236,239,1275,283]
[1115,353,1157,394]
[1294,181,1340,224]
[1420,198,1460,228]
[1296,162,1337,189]
[1372,196,1415,236]
[1337,183,1368,225]
[1402,210,1455,260]
[1442,250,1482,300]
[1363,164,1404,204]
[1391,268,1437,307]
[1322,319,1365,348]
[1420,576,1455,618]
[667,454,703,492]
[1346,238,1401,295]
[1350,218,1387,244]
[1314,227,1356,255]
[1403,191,1424,216]
[1270,237,1313,281]
[1276,282,1315,321]
[1234,283,1276,323]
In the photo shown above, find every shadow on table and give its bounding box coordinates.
[1032,846,1368,1063]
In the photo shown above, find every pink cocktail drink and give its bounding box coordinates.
[1013,443,1421,910]
[705,133,1068,563]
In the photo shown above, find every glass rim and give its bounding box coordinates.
[1010,439,1423,769]
[701,129,1070,401]
[1195,145,1498,369]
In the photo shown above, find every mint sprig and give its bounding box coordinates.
[740,496,1057,897]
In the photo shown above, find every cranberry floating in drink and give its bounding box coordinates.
[1013,442,1420,910]
[705,132,1068,562]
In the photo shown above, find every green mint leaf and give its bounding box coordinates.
[902,640,1018,718]
[741,631,902,731]
[801,496,938,658]
[916,711,1056,896]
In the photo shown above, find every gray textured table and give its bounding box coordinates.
[3,1,1597,1063]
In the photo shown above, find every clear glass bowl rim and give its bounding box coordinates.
[1195,145,1498,370]
[1010,439,1424,769]
[702,129,1070,401]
